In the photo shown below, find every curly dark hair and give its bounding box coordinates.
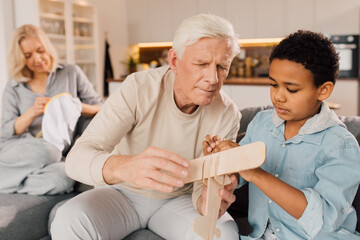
[269,30,339,87]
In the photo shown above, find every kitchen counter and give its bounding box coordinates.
[224,77,271,86]
[107,77,271,86]
[107,77,346,112]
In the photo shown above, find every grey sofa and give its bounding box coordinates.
[1,106,359,240]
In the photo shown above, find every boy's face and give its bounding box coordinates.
[269,59,323,127]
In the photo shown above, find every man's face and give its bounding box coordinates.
[170,37,233,113]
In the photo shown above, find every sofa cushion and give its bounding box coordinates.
[237,106,274,142]
[0,193,76,240]
[124,229,165,240]
[339,115,360,144]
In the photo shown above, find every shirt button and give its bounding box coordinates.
[275,228,280,232]
[274,173,279,178]
[281,143,285,147]
[268,200,272,204]
[341,208,345,213]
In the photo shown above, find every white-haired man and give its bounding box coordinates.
[51,13,241,239]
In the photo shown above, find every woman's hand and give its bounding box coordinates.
[14,96,50,135]
[81,103,101,117]
[31,96,50,117]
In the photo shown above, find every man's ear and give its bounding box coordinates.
[318,81,334,101]
[168,49,178,74]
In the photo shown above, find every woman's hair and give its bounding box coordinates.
[172,13,240,59]
[7,24,58,82]
[269,30,339,87]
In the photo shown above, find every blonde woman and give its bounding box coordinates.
[0,24,102,195]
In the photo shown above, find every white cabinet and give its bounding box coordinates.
[126,0,360,43]
[223,80,359,116]
[254,0,286,38]
[327,79,359,116]
[221,85,272,110]
[14,0,101,95]
[314,0,360,35]
[225,0,256,39]
[286,0,314,35]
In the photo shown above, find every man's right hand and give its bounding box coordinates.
[102,146,190,193]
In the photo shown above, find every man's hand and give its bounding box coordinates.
[196,174,238,217]
[103,146,190,193]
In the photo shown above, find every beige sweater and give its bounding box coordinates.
[65,66,241,200]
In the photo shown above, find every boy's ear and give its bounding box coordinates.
[317,81,334,101]
[168,49,178,74]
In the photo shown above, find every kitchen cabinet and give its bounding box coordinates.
[222,84,272,110]
[286,0,314,34]
[13,0,101,95]
[254,0,286,38]
[327,79,359,116]
[225,0,256,39]
[126,0,360,43]
[127,0,175,43]
[315,0,360,35]
[108,77,358,116]
[198,0,226,18]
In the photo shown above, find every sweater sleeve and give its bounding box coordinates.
[74,64,103,105]
[1,81,20,138]
[65,74,137,185]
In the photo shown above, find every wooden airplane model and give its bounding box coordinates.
[184,142,266,240]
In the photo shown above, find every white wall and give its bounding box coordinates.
[97,0,129,79]
[126,0,360,43]
[327,79,359,116]
[0,0,15,136]
[124,0,360,115]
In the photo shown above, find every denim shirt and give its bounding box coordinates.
[239,102,360,240]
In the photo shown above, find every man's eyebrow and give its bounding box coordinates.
[194,59,208,63]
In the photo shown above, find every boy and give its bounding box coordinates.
[204,30,360,239]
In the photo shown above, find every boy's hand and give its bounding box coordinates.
[202,135,222,155]
[239,167,262,183]
[216,140,239,152]
[202,135,240,155]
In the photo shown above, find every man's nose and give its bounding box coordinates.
[205,64,218,84]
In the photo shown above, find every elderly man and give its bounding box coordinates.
[51,13,241,240]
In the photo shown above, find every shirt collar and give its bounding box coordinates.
[270,102,346,144]
[47,64,64,85]
[10,64,64,88]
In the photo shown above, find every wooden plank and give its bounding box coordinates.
[185,142,266,184]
